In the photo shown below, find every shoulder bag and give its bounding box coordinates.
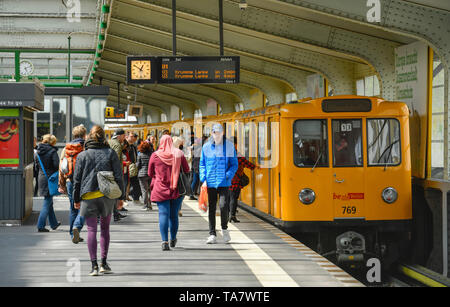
[95,151,122,199]
[177,165,192,196]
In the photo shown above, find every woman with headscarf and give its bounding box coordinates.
[148,135,190,251]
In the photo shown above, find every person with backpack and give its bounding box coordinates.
[72,125,125,276]
[58,125,87,243]
[199,124,238,244]
[35,134,61,232]
[229,136,259,223]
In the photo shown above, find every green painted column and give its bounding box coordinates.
[14,51,20,82]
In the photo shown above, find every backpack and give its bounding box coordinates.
[60,143,84,178]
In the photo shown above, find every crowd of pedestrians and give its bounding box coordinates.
[33,123,257,276]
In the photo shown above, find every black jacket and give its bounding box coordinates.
[136,151,152,178]
[35,143,59,197]
[72,140,125,203]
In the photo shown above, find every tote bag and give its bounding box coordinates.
[36,154,61,197]
[177,166,192,197]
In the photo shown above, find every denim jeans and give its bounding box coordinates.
[67,180,85,237]
[37,196,58,230]
[190,172,199,196]
[157,196,184,242]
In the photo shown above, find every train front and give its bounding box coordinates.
[281,96,412,264]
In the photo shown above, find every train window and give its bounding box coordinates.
[293,120,328,167]
[367,119,401,166]
[258,122,266,165]
[332,119,363,167]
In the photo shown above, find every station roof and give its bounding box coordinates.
[1,0,449,120]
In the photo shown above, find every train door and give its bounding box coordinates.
[331,119,366,220]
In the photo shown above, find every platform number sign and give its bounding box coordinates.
[340,123,352,132]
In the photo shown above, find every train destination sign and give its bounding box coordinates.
[157,56,240,84]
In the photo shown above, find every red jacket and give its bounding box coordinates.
[148,153,189,203]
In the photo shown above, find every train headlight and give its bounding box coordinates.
[382,187,398,204]
[299,188,315,204]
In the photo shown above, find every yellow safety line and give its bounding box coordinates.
[399,265,446,287]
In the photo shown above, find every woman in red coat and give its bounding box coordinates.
[148,135,189,250]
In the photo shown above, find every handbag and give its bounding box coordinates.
[239,172,250,187]
[97,171,122,199]
[36,154,61,197]
[128,162,138,177]
[177,166,192,196]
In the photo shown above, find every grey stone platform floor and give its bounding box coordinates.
[0,197,363,287]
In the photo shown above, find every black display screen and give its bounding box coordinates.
[157,56,240,84]
[322,99,372,112]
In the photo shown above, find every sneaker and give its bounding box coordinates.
[120,207,128,212]
[78,237,84,243]
[222,229,231,243]
[178,211,183,217]
[72,228,80,244]
[189,196,197,200]
[51,222,61,230]
[89,262,99,276]
[206,235,217,244]
[38,228,49,233]
[229,216,240,223]
[170,238,177,248]
[99,262,113,274]
[162,242,170,251]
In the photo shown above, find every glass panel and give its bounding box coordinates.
[367,119,400,166]
[258,122,266,164]
[332,119,363,167]
[431,53,445,179]
[365,75,374,96]
[52,97,68,144]
[356,79,364,96]
[36,98,50,140]
[72,96,106,131]
[293,119,328,167]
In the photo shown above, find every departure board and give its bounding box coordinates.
[157,56,240,84]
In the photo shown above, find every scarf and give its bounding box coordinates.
[155,135,184,190]
[84,138,110,150]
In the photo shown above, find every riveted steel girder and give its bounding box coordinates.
[104,18,300,110]
[95,69,197,118]
[112,0,359,95]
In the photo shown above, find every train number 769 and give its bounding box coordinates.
[342,206,357,214]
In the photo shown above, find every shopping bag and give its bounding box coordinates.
[198,185,208,212]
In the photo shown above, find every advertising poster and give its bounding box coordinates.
[395,41,428,178]
[0,118,20,168]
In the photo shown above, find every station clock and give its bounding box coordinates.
[126,56,156,84]
[19,60,34,77]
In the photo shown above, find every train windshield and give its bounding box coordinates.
[293,120,328,167]
[367,119,401,166]
[332,119,363,167]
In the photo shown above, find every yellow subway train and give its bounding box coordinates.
[106,95,412,263]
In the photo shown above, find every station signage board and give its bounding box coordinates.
[104,107,125,119]
[157,56,240,84]
[126,56,240,85]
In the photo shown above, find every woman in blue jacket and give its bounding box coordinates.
[200,124,238,244]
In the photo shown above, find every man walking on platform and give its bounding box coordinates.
[200,124,238,244]
[108,128,127,222]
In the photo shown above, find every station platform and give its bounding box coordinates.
[0,197,363,287]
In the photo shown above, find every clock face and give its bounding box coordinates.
[20,60,34,76]
[130,60,151,80]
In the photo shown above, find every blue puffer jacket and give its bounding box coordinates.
[200,138,238,188]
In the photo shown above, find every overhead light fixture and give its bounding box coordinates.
[239,0,248,10]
